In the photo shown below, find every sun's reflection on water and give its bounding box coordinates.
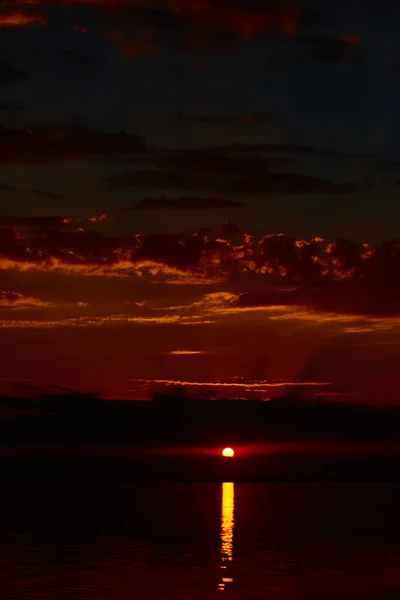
[218,482,234,591]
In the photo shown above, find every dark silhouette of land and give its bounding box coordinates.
[1,391,400,481]
[1,390,400,446]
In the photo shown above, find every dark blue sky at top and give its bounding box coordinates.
[0,0,399,150]
[1,0,400,240]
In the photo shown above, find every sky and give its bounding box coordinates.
[0,0,400,403]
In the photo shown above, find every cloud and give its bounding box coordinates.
[0,223,400,318]
[0,127,148,165]
[130,377,331,390]
[0,290,49,308]
[125,195,244,210]
[192,142,374,158]
[0,0,367,72]
[168,350,206,355]
[0,0,346,68]
[180,114,269,124]
[0,182,63,199]
[0,213,107,229]
[0,10,47,28]
[267,34,363,72]
[48,0,304,55]
[0,126,373,175]
[298,34,362,65]
[101,141,362,196]
[162,0,304,40]
[235,283,400,319]
[0,312,203,329]
[87,213,107,223]
[103,168,358,196]
[0,1,41,6]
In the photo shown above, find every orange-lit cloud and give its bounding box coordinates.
[0,10,47,27]
[0,225,400,317]
[0,313,210,329]
[87,213,107,223]
[0,291,49,308]
[130,378,332,389]
[169,350,205,355]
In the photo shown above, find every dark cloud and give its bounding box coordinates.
[225,172,358,195]
[0,0,304,62]
[194,142,374,158]
[179,114,269,124]
[299,35,362,65]
[125,195,244,210]
[138,151,277,177]
[0,213,107,229]
[103,168,358,196]
[59,0,303,44]
[160,0,303,40]
[0,182,63,199]
[0,215,69,228]
[0,127,148,164]
[100,139,363,196]
[0,125,375,168]
[267,35,362,72]
[237,283,400,318]
[143,150,270,169]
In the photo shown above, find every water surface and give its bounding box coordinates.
[1,482,400,598]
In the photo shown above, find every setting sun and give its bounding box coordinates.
[222,447,234,458]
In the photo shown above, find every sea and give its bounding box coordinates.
[1,481,400,599]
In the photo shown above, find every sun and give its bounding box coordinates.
[222,447,234,458]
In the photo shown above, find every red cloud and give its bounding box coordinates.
[165,0,303,39]
[22,0,304,57]
[0,291,49,307]
[0,223,400,315]
[87,213,107,223]
[0,1,41,5]
[0,10,47,27]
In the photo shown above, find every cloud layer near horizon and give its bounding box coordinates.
[1,220,399,404]
[1,219,400,317]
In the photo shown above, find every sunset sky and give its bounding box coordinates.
[1,0,400,403]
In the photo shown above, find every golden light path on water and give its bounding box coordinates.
[218,482,234,592]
